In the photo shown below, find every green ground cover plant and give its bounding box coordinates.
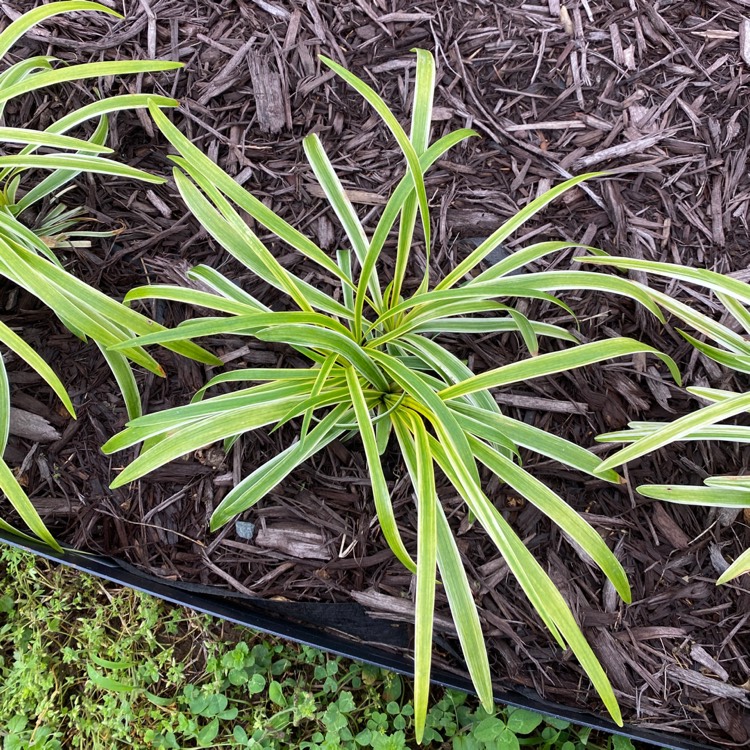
[0,1,219,549]
[99,50,686,735]
[581,256,750,582]
[0,545,644,750]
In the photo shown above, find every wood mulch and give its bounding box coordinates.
[2,0,750,745]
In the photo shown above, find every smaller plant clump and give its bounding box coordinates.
[0,1,219,548]
[101,50,684,736]
[581,256,750,582]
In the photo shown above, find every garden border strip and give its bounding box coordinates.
[0,528,716,750]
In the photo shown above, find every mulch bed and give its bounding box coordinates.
[3,0,750,745]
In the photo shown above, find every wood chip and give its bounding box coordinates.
[305,183,387,206]
[691,644,730,682]
[248,53,285,134]
[740,19,750,66]
[255,522,331,560]
[504,120,585,132]
[574,130,674,169]
[493,392,588,414]
[667,666,750,705]
[351,589,456,634]
[559,5,573,35]
[652,502,691,549]
[9,408,61,443]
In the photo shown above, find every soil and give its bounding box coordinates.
[2,0,750,746]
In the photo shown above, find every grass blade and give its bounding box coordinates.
[637,484,750,506]
[0,458,61,551]
[411,413,438,742]
[597,391,750,472]
[717,548,750,585]
[148,102,350,287]
[0,61,182,105]
[0,127,111,152]
[391,412,494,715]
[345,367,416,572]
[441,338,680,401]
[470,436,631,601]
[0,320,74,417]
[257,325,389,392]
[438,174,605,290]
[320,55,431,258]
[211,403,351,530]
[0,154,164,183]
[0,2,120,59]
[449,401,622,483]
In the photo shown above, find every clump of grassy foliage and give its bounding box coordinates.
[100,50,686,734]
[582,256,750,582]
[0,1,218,550]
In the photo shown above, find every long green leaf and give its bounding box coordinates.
[148,102,349,286]
[256,325,389,392]
[11,113,110,213]
[303,134,379,311]
[449,401,622,483]
[598,422,750,444]
[4,240,221,366]
[124,285,262,317]
[405,271,666,327]
[108,397,310,488]
[368,349,481,486]
[467,242,593,286]
[717,548,750,585]
[0,127,112,152]
[0,2,120,60]
[678,329,750,374]
[0,458,61,551]
[0,61,182,105]
[470,436,631,601]
[438,174,605,290]
[0,154,164,182]
[370,128,477,303]
[391,412,494,714]
[97,344,141,420]
[428,434,622,725]
[637,484,750,506]
[103,381,324,451]
[0,320,74,417]
[110,312,351,351]
[210,403,351,530]
[187,266,271,312]
[441,338,680,401]
[403,49,436,308]
[414,317,577,341]
[579,255,750,311]
[597,391,750,472]
[346,367,416,573]
[320,55,431,259]
[410,412,438,743]
[0,358,7,454]
[46,94,178,136]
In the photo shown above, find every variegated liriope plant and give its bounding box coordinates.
[102,51,683,738]
[583,257,750,583]
[0,2,218,551]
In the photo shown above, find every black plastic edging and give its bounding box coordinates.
[0,529,716,750]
